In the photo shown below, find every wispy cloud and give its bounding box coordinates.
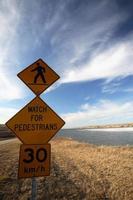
[102,79,122,94]
[0,107,18,124]
[0,0,20,64]
[61,39,133,83]
[123,88,133,93]
[44,0,132,85]
[0,0,133,99]
[0,0,24,100]
[0,73,24,100]
[17,0,133,96]
[84,96,91,101]
[62,100,133,128]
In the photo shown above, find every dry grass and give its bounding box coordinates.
[0,137,133,200]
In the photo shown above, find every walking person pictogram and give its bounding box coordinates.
[31,62,46,84]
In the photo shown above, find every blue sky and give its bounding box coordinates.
[0,0,133,128]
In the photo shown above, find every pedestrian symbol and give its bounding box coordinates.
[31,62,46,84]
[17,59,60,95]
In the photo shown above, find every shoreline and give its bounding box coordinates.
[81,127,133,132]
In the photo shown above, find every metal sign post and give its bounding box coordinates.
[31,177,37,200]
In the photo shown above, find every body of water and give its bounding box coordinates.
[56,128,133,146]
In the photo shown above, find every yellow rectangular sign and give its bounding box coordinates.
[18,144,51,178]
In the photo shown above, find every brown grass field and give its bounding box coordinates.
[0,136,133,200]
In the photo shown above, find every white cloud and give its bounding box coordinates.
[102,80,122,94]
[43,2,133,101]
[46,0,132,86]
[80,103,92,110]
[62,100,133,128]
[0,107,18,124]
[43,82,61,94]
[102,77,133,94]
[61,39,133,84]
[0,73,24,100]
[123,88,133,93]
[0,0,20,62]
[0,0,24,100]
[84,96,91,101]
[0,0,131,98]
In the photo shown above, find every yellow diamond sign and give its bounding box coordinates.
[6,96,65,144]
[17,58,60,95]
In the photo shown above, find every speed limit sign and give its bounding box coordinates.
[18,144,51,178]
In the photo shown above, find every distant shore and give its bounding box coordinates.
[82,127,133,132]
[80,122,133,129]
[0,123,133,141]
